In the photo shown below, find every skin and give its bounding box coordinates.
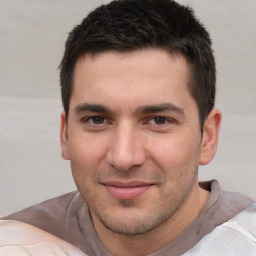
[60,48,221,256]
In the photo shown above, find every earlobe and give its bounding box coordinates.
[199,109,222,165]
[60,112,70,160]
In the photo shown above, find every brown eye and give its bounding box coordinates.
[153,117,167,125]
[91,116,105,124]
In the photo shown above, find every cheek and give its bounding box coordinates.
[67,133,113,194]
[68,137,99,191]
[68,132,109,165]
[148,134,200,175]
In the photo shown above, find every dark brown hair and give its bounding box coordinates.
[59,0,216,130]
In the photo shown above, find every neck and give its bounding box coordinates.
[92,184,210,256]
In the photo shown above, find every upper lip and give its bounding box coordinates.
[101,181,154,188]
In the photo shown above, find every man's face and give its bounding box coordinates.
[61,49,204,235]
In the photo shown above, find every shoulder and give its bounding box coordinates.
[1,191,79,239]
[220,190,254,210]
[0,219,87,256]
[183,202,256,256]
[226,202,256,241]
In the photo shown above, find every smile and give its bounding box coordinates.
[102,181,153,200]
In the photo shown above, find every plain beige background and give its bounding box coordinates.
[0,0,256,216]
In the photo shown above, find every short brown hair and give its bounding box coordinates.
[59,0,216,131]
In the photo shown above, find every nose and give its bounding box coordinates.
[106,121,146,171]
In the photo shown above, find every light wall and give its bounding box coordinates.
[0,0,255,216]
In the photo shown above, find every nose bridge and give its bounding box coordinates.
[107,120,145,171]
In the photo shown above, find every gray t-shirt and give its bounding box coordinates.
[2,180,254,255]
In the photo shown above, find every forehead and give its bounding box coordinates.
[75,48,189,79]
[71,48,194,112]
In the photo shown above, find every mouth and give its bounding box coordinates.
[102,181,154,200]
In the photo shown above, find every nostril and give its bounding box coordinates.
[106,146,146,172]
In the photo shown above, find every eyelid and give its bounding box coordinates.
[81,115,112,125]
[146,116,176,125]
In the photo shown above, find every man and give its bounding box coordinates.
[2,0,256,255]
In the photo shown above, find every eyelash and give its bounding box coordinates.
[147,116,171,125]
[81,115,175,127]
[82,116,110,125]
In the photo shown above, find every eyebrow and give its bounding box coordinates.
[74,102,185,116]
[74,103,112,114]
[136,103,185,116]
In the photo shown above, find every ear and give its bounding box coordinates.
[60,111,70,160]
[199,109,222,165]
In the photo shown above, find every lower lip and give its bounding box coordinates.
[104,185,152,200]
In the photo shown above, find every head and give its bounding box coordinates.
[59,0,216,131]
[59,0,221,251]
